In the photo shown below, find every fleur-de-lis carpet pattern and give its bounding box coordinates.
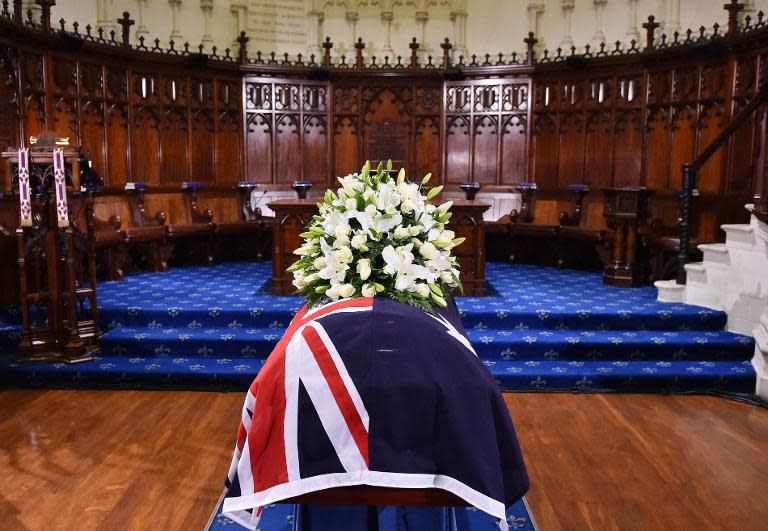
[206,497,537,531]
[0,262,756,392]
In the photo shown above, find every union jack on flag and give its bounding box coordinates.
[223,297,528,530]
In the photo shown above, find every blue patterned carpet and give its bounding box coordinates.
[206,496,536,531]
[0,261,756,392]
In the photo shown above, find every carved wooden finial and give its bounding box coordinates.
[35,0,55,32]
[642,15,660,52]
[409,37,420,68]
[724,0,745,36]
[117,11,134,47]
[322,36,333,67]
[440,37,452,68]
[237,30,249,65]
[354,37,365,68]
[524,32,538,65]
[13,0,22,23]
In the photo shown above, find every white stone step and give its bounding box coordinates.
[654,279,685,303]
[721,223,755,249]
[683,262,707,284]
[682,262,723,310]
[698,243,730,267]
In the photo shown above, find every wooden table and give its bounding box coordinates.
[268,198,491,297]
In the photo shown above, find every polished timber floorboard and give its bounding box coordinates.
[0,391,766,531]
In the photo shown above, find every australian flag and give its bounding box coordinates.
[223,297,529,530]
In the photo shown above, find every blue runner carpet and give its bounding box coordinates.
[0,261,756,392]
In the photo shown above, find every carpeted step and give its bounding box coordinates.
[0,354,259,390]
[99,324,282,359]
[457,302,727,332]
[0,354,754,393]
[466,328,755,362]
[487,359,756,393]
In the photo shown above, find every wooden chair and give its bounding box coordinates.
[202,183,271,262]
[124,184,170,272]
[507,183,561,265]
[89,193,127,280]
[141,183,215,266]
[557,185,611,270]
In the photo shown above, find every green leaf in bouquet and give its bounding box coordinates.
[451,237,466,248]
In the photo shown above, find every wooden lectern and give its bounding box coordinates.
[1,146,99,363]
[269,199,319,295]
[602,187,655,287]
[448,200,491,296]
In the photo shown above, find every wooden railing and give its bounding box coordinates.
[677,82,768,284]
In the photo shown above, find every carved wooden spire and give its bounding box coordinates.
[409,37,420,68]
[237,30,249,65]
[322,37,333,68]
[440,37,452,68]
[724,0,745,37]
[117,11,134,47]
[354,37,365,68]
[642,15,660,52]
[524,32,538,65]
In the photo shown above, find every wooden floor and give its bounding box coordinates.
[0,391,766,531]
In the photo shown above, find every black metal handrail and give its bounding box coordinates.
[676,82,768,284]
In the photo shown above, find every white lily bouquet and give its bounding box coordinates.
[288,160,465,312]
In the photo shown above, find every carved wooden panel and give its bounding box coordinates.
[613,109,643,187]
[244,76,329,183]
[414,116,440,181]
[557,112,585,187]
[160,107,189,183]
[445,78,532,185]
[668,104,696,190]
[472,115,498,183]
[445,115,470,183]
[191,109,215,181]
[302,115,328,184]
[245,113,272,183]
[531,112,557,189]
[644,108,670,190]
[585,111,613,188]
[274,114,301,183]
[500,114,527,184]
[333,116,359,178]
[131,107,160,184]
[21,52,45,138]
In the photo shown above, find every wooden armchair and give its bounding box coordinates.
[507,183,560,265]
[557,185,610,270]
[141,183,215,266]
[88,194,127,280]
[124,184,170,272]
[209,182,271,261]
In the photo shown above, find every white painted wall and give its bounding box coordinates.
[48,0,768,59]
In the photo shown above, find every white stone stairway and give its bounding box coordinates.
[655,204,768,397]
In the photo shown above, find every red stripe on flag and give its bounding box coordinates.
[301,325,369,466]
